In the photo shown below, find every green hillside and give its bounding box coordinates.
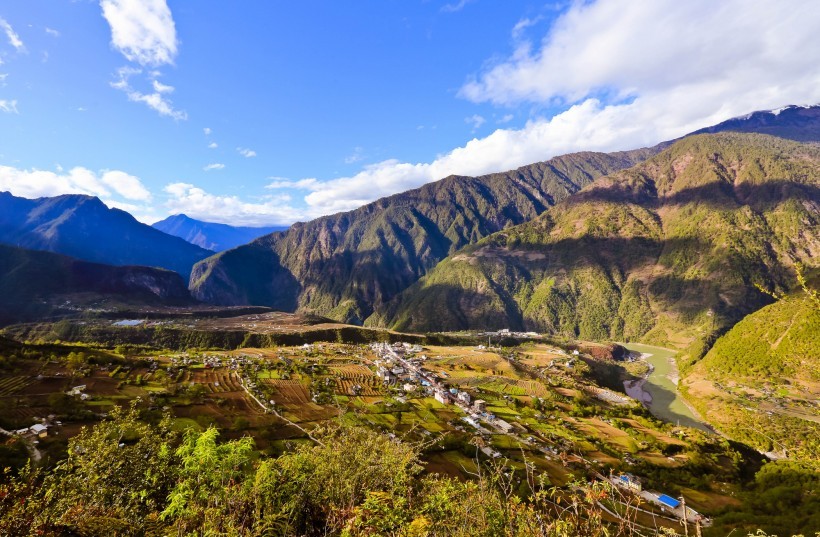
[682,292,819,462]
[373,133,820,368]
[189,148,659,324]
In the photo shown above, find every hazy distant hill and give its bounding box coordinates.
[0,243,194,326]
[0,192,212,277]
[152,214,287,252]
[189,148,660,323]
[373,134,819,367]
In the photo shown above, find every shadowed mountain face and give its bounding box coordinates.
[0,193,212,277]
[152,214,287,252]
[0,243,194,326]
[373,134,820,365]
[189,148,661,323]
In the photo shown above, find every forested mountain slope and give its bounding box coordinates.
[682,287,819,462]
[373,134,819,367]
[189,148,659,323]
[0,244,194,326]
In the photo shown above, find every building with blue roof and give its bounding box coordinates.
[657,494,680,509]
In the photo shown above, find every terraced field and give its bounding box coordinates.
[190,370,244,393]
[263,379,311,404]
[0,376,34,396]
[328,364,382,396]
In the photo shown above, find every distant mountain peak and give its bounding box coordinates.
[690,103,820,142]
[152,214,287,252]
[0,192,212,277]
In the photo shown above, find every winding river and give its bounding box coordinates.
[622,343,709,432]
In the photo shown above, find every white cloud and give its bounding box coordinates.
[126,89,186,120]
[100,170,152,201]
[265,177,320,190]
[0,18,23,51]
[441,0,475,13]
[100,0,177,66]
[460,0,820,107]
[237,147,257,158]
[45,27,60,38]
[465,114,486,132]
[0,165,151,202]
[152,79,173,93]
[208,141,218,149]
[297,0,820,216]
[103,199,158,223]
[0,99,18,113]
[203,163,225,171]
[111,66,187,120]
[101,1,186,119]
[203,127,211,135]
[498,114,514,124]
[163,182,306,226]
[511,16,542,40]
[344,146,364,164]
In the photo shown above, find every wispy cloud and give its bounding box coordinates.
[0,18,23,51]
[237,147,257,158]
[0,99,18,113]
[45,27,60,38]
[498,114,514,124]
[100,0,177,66]
[203,163,225,171]
[111,66,187,120]
[152,79,174,93]
[265,177,320,190]
[203,127,212,135]
[465,114,485,132]
[208,141,218,149]
[441,0,475,13]
[344,146,365,164]
[511,16,542,40]
[101,0,186,119]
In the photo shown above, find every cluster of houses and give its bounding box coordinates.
[370,342,527,444]
[14,416,60,439]
[482,329,542,340]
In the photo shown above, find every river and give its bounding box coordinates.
[622,343,709,432]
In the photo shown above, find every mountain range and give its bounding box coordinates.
[152,214,287,252]
[371,133,819,367]
[0,192,212,277]
[189,147,661,323]
[188,105,820,335]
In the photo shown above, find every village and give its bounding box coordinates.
[0,338,733,533]
[369,341,710,530]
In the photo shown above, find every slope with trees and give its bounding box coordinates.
[0,243,194,326]
[373,134,820,369]
[189,149,660,324]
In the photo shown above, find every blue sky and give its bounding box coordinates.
[1,1,819,225]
